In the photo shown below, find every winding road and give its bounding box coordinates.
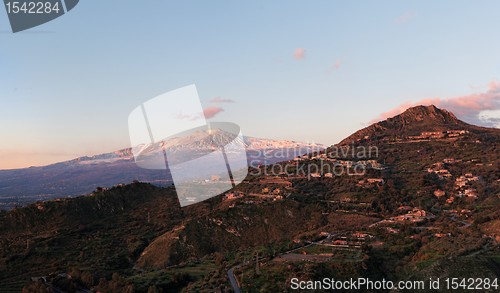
[227,267,241,293]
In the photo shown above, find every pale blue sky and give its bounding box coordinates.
[1,1,500,168]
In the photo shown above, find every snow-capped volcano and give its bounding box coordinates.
[72,129,324,166]
[0,133,324,209]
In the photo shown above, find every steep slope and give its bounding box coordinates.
[0,183,184,292]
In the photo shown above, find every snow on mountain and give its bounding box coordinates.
[0,132,324,209]
[72,130,324,166]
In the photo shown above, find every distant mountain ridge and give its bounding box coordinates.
[66,129,322,166]
[0,133,323,209]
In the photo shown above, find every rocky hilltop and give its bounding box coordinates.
[339,105,497,145]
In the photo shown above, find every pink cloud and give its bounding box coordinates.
[294,48,305,60]
[333,60,342,69]
[488,80,500,91]
[370,81,500,127]
[326,60,342,74]
[203,107,224,119]
[209,96,235,103]
[395,11,415,24]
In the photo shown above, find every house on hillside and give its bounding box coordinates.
[367,178,385,184]
[421,131,445,139]
[224,192,244,201]
[259,177,293,187]
[464,189,478,198]
[434,189,446,197]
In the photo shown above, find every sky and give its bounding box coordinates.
[1,1,500,169]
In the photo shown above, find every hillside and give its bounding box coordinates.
[1,105,500,292]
